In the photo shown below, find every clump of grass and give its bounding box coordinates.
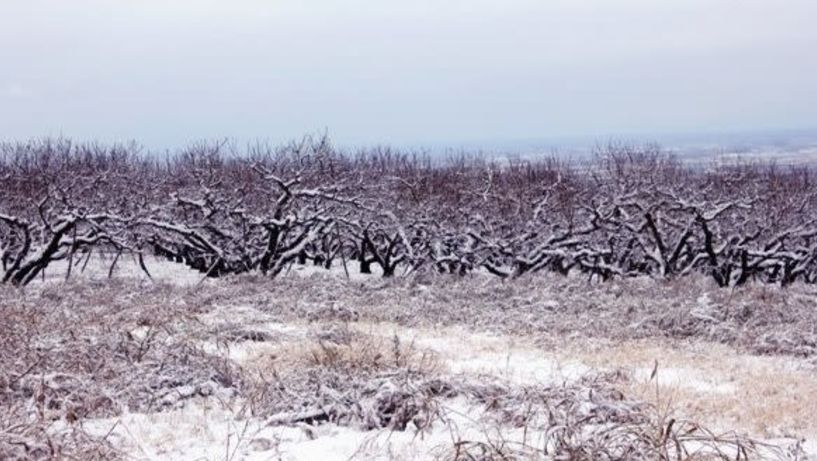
[305,328,440,375]
[1,399,121,460]
[437,366,799,461]
[441,411,794,461]
[0,282,243,459]
[244,326,444,431]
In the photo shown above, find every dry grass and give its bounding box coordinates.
[435,371,797,461]
[0,281,242,459]
[304,326,440,375]
[564,339,817,440]
[176,271,817,359]
[234,325,446,432]
[1,275,814,459]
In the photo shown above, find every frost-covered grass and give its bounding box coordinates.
[2,263,816,460]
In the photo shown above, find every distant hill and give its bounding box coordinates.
[425,128,817,166]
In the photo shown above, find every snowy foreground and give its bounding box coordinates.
[2,256,817,460]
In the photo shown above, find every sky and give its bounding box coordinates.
[1,0,816,150]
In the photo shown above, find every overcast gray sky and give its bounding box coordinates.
[1,0,816,149]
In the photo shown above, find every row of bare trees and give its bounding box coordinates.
[2,137,816,287]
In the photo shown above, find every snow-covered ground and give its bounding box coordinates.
[6,255,817,460]
[80,303,816,460]
[32,253,388,287]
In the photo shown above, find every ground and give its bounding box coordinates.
[1,256,816,460]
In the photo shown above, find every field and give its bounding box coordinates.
[2,256,816,460]
[3,140,817,459]
[4,0,817,457]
